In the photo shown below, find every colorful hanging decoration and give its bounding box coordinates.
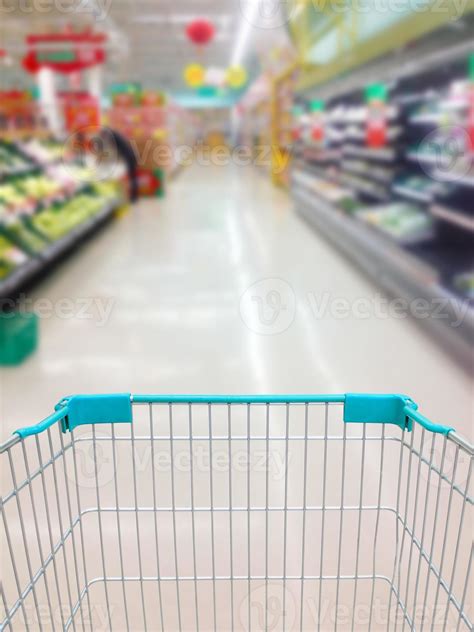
[197,86,218,98]
[226,65,248,90]
[205,67,226,88]
[23,30,107,74]
[185,19,215,46]
[183,63,205,88]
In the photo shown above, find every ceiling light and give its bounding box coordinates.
[132,14,232,25]
[231,0,259,66]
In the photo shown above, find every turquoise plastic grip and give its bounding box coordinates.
[344,393,414,431]
[12,393,455,439]
[404,405,454,436]
[343,393,454,435]
[15,408,69,439]
[59,393,133,433]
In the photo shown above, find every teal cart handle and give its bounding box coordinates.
[11,392,455,439]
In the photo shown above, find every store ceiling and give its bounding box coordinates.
[0,0,288,93]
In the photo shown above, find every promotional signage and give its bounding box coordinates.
[61,92,100,132]
[23,31,107,74]
[365,83,388,148]
[310,100,325,142]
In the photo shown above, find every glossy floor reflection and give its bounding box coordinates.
[0,163,471,440]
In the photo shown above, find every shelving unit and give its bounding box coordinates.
[0,138,123,299]
[291,24,474,364]
[293,176,473,365]
[271,63,300,188]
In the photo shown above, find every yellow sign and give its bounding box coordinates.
[184,63,205,88]
[226,65,248,89]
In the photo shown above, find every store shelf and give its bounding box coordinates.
[342,161,394,185]
[431,170,474,188]
[339,174,389,201]
[0,165,41,181]
[292,172,474,366]
[0,258,44,299]
[0,198,120,299]
[392,184,433,203]
[430,203,474,233]
[344,145,397,162]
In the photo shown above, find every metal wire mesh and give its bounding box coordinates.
[1,400,472,631]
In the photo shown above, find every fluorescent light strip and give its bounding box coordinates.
[231,0,259,66]
[133,14,232,25]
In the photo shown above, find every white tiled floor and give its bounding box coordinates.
[0,163,472,440]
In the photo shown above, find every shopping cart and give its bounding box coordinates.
[1,393,472,631]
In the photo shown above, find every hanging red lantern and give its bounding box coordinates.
[186,19,215,46]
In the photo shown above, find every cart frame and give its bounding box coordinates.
[1,393,472,631]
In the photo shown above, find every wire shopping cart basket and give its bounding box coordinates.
[1,393,472,631]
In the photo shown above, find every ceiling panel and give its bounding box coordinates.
[0,1,288,92]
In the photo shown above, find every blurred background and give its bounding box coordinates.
[0,0,473,438]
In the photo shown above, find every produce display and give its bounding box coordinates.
[19,138,69,165]
[3,222,48,255]
[31,189,116,241]
[0,138,122,296]
[0,171,89,219]
[0,234,30,280]
[0,142,36,178]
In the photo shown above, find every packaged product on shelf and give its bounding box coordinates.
[393,175,452,203]
[3,221,48,255]
[0,142,35,177]
[30,192,115,242]
[19,138,64,165]
[0,182,36,216]
[0,234,29,279]
[356,202,434,244]
[453,271,474,300]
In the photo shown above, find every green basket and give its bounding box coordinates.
[0,312,38,365]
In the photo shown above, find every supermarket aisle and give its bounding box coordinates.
[0,163,472,439]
